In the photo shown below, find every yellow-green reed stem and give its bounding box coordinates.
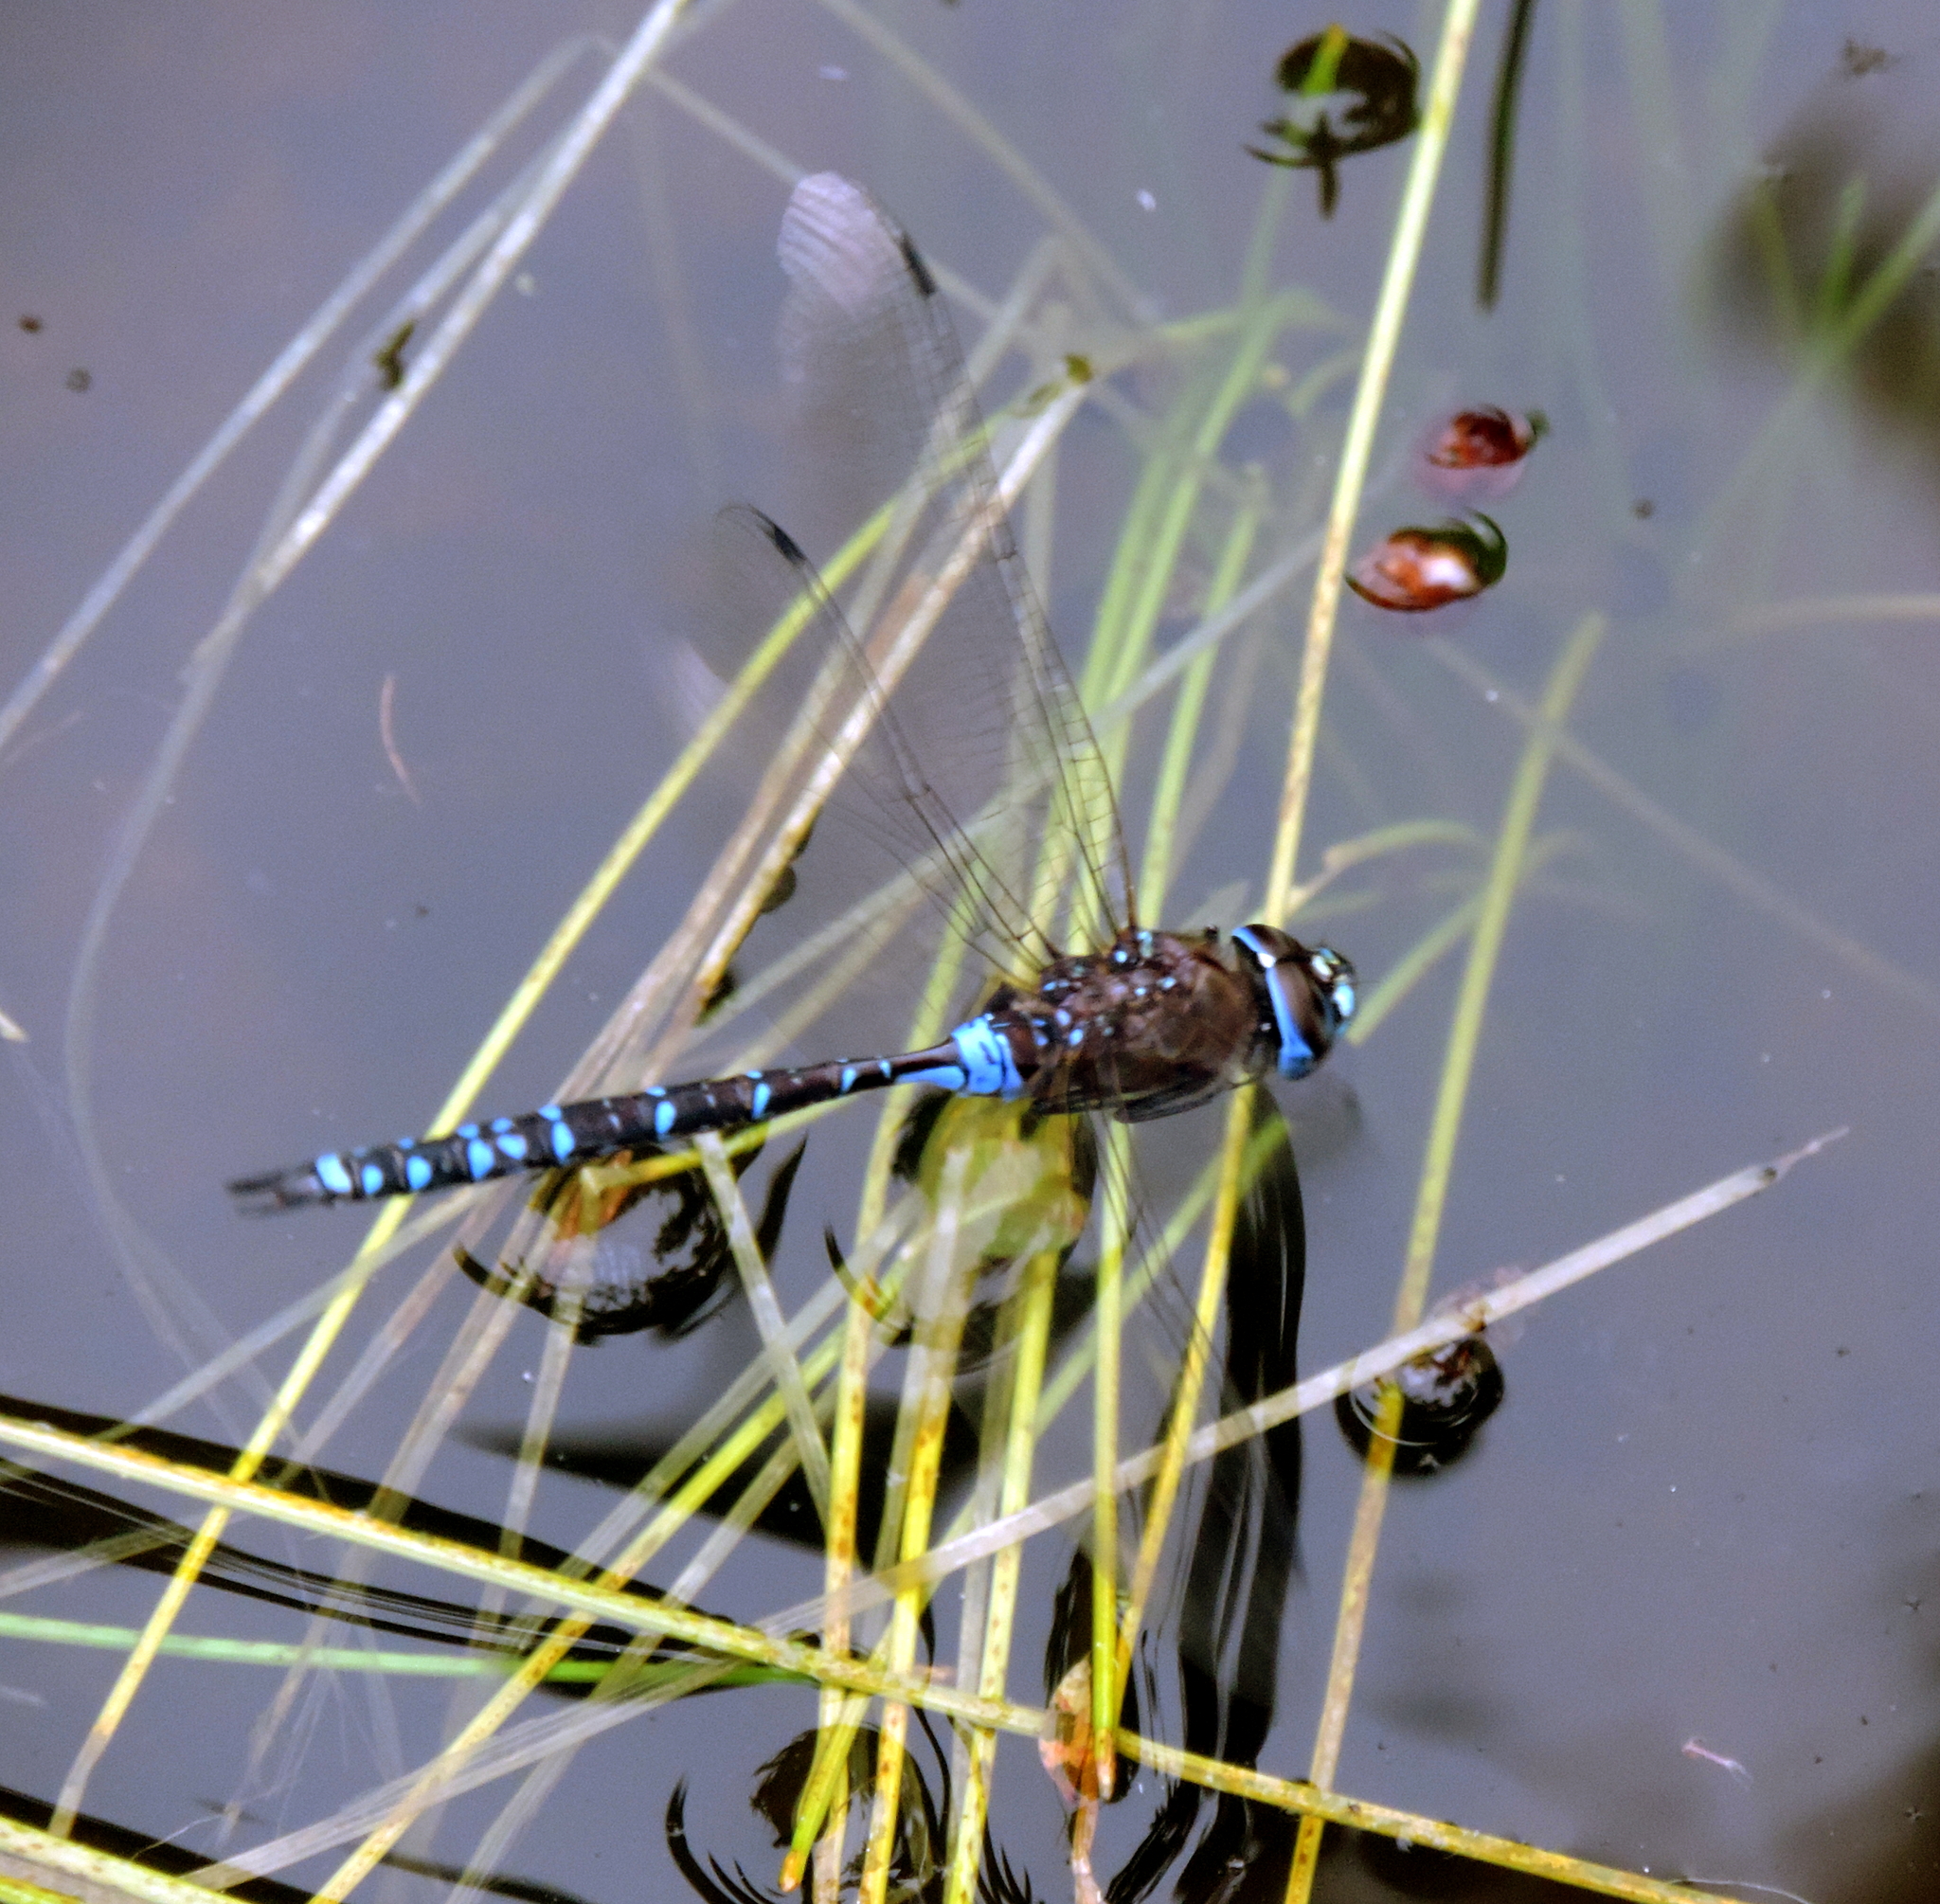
[1086,281,1299,797]
[859,1148,975,1904]
[47,1193,417,1837]
[0,1611,761,1685]
[791,1157,1034,1884]
[1087,1123,1135,1797]
[793,1280,880,1895]
[1392,615,1603,1330]
[1119,1728,1761,1904]
[321,1283,871,1901]
[335,1231,929,1904]
[1284,1385,1403,1898]
[1112,1088,1250,1706]
[1343,831,1572,1047]
[1073,174,1292,909]
[1139,501,1261,919]
[942,1246,1058,1904]
[1264,0,1483,925]
[1282,610,1604,1904]
[799,1168,1010,1881]
[697,1134,832,1516]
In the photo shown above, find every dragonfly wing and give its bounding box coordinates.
[770,171,1133,973]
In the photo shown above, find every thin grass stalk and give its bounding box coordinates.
[0,35,602,763]
[859,1147,976,1904]
[781,1216,948,1887]
[0,1610,657,1681]
[1111,1089,1248,1702]
[324,1285,922,1901]
[697,1135,833,1512]
[941,1244,1059,1904]
[1282,611,1604,1904]
[1283,1385,1403,1895]
[1343,831,1574,1046]
[814,0,1141,315]
[1110,1731,1762,1904]
[323,1246,909,1886]
[803,1260,882,1894]
[1095,295,1292,727]
[1087,1124,1133,1796]
[1138,503,1260,917]
[1263,0,1484,924]
[791,1158,1033,1883]
[484,1270,583,1658]
[1431,641,1940,1021]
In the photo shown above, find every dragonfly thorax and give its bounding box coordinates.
[972,928,1282,1123]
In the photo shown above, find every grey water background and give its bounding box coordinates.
[1,3,1937,1900]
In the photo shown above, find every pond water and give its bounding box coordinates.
[1,6,1936,1903]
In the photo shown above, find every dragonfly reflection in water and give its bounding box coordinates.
[230,174,1356,1240]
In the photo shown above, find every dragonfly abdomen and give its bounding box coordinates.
[228,1021,1022,1212]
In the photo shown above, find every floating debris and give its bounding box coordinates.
[1247,25,1420,218]
[1347,514,1507,612]
[1336,1330,1504,1474]
[1416,406,1545,499]
[373,318,416,390]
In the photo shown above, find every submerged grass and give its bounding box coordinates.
[3,3,1896,1902]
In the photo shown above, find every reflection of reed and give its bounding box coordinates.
[1711,59,1940,493]
[1084,1101,1308,1903]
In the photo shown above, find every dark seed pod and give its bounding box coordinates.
[1335,1333,1504,1477]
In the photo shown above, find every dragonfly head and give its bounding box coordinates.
[1230,925,1357,1079]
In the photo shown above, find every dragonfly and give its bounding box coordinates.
[229,172,1356,1219]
